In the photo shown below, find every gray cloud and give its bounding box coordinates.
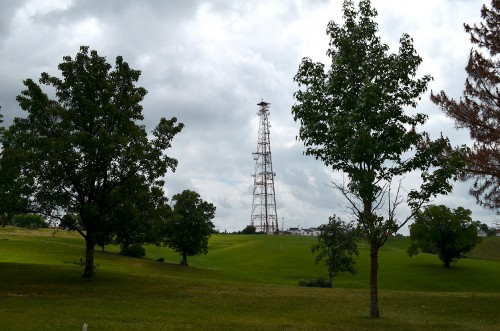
[0,0,496,233]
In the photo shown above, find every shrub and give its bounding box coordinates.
[299,278,331,288]
[156,257,164,262]
[242,225,257,234]
[120,244,146,258]
[10,214,48,229]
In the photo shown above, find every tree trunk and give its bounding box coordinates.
[369,239,380,318]
[328,275,333,288]
[83,237,96,278]
[181,251,188,266]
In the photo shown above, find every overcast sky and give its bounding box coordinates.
[0,0,497,233]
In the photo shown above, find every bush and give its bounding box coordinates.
[10,214,48,229]
[156,257,164,262]
[242,225,257,234]
[120,244,146,258]
[298,278,331,288]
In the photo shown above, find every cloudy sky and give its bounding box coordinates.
[0,0,497,233]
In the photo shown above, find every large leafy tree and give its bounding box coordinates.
[408,205,480,268]
[164,189,216,266]
[2,46,183,277]
[105,182,170,249]
[0,107,14,225]
[431,0,500,212]
[292,0,464,318]
[0,107,25,225]
[0,149,30,226]
[311,215,358,288]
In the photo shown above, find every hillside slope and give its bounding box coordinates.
[1,228,500,330]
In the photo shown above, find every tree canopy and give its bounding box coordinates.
[1,46,183,277]
[0,106,29,226]
[431,0,500,212]
[312,216,358,288]
[292,0,465,318]
[163,189,216,266]
[242,224,257,234]
[408,205,480,268]
[9,213,47,229]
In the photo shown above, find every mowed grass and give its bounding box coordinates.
[0,228,499,330]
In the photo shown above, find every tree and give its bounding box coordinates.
[107,183,170,249]
[431,1,500,212]
[292,0,465,318]
[242,224,257,234]
[311,215,358,288]
[0,147,30,226]
[0,106,28,226]
[1,46,183,277]
[408,205,480,267]
[164,190,216,266]
[10,213,48,229]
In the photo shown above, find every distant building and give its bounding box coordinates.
[302,228,314,236]
[286,227,320,236]
[477,229,500,237]
[310,228,320,236]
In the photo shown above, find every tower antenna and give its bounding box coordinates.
[251,100,278,234]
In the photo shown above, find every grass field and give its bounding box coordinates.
[0,227,499,330]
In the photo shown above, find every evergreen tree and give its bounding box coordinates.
[431,0,500,212]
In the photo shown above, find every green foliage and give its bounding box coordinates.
[10,213,47,229]
[311,216,358,287]
[291,0,465,317]
[242,224,257,234]
[0,106,29,226]
[163,190,216,265]
[1,46,183,277]
[408,205,481,267]
[109,185,171,248]
[120,243,146,258]
[292,0,464,246]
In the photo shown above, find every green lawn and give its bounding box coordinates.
[0,228,499,330]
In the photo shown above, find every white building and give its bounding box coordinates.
[287,227,320,236]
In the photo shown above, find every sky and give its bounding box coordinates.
[0,0,497,233]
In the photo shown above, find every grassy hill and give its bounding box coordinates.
[468,236,500,262]
[0,228,499,330]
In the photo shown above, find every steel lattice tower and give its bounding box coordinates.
[251,100,278,234]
